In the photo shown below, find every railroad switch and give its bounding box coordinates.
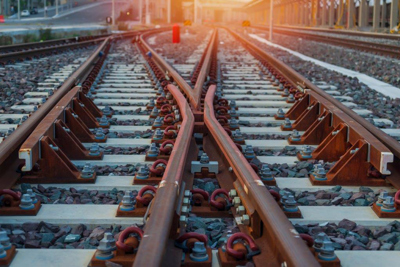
[117,186,156,217]
[90,227,142,267]
[191,153,218,178]
[0,190,41,216]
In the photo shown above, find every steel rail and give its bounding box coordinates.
[140,28,217,109]
[227,27,400,188]
[192,28,217,110]
[0,37,107,63]
[0,37,111,189]
[0,34,110,54]
[252,26,400,58]
[204,84,320,267]
[133,83,194,267]
[274,25,400,41]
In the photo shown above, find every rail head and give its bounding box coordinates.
[133,84,194,267]
[203,84,319,267]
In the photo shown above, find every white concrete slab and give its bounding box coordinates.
[83,138,151,148]
[336,251,400,267]
[249,34,400,99]
[0,205,143,226]
[292,206,394,226]
[107,126,151,133]
[72,155,148,167]
[275,178,397,193]
[257,156,299,165]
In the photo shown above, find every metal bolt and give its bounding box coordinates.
[0,231,11,250]
[244,145,255,160]
[95,235,114,260]
[166,92,173,100]
[182,198,190,207]
[99,115,109,126]
[200,153,210,164]
[241,214,250,225]
[260,165,273,181]
[276,108,285,118]
[313,233,328,252]
[89,143,101,156]
[229,109,237,116]
[102,105,112,115]
[377,191,388,206]
[282,88,289,96]
[232,129,244,142]
[184,190,192,198]
[147,143,159,157]
[287,94,295,102]
[318,240,337,261]
[95,128,106,140]
[150,107,160,117]
[120,191,134,211]
[104,232,116,251]
[19,194,34,210]
[282,118,292,128]
[228,189,237,198]
[301,145,312,159]
[26,189,38,204]
[190,242,209,262]
[81,163,94,179]
[181,206,190,215]
[283,195,298,212]
[236,205,246,216]
[233,197,241,207]
[153,129,163,140]
[179,215,188,228]
[229,100,236,109]
[280,191,290,204]
[0,244,6,259]
[49,144,59,151]
[153,117,163,127]
[315,168,327,181]
[136,166,149,180]
[313,164,322,175]
[229,118,239,128]
[382,196,396,212]
[291,130,301,141]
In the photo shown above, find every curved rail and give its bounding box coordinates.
[140,28,217,110]
[203,85,319,266]
[227,27,400,188]
[134,83,194,267]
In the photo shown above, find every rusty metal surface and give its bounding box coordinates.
[227,27,400,187]
[0,34,110,54]
[0,38,111,189]
[133,84,194,267]
[204,85,319,266]
[253,26,400,58]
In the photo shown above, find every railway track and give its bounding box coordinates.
[0,25,399,267]
[252,25,400,58]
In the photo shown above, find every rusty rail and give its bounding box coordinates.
[227,27,400,188]
[134,83,194,267]
[0,37,111,189]
[0,34,110,54]
[204,84,320,267]
[252,26,400,58]
[140,28,217,110]
[274,25,400,41]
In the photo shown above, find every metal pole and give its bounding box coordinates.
[167,0,171,23]
[56,0,58,16]
[269,0,273,41]
[112,0,115,27]
[145,0,150,24]
[139,0,143,23]
[194,0,197,23]
[17,0,20,19]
